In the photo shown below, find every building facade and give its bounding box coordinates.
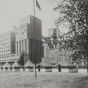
[0,31,16,62]
[43,28,73,64]
[0,15,43,64]
[48,28,60,38]
[14,15,43,64]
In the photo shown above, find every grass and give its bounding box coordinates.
[0,72,87,88]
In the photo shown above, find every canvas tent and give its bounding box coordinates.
[12,61,20,68]
[24,59,34,67]
[3,62,11,71]
[12,61,20,71]
[38,58,53,67]
[24,59,34,72]
[59,58,73,66]
[3,62,11,68]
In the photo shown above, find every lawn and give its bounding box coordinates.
[0,72,88,88]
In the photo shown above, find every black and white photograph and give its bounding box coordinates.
[0,0,88,88]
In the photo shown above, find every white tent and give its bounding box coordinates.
[12,61,20,68]
[39,58,53,67]
[3,62,11,68]
[24,59,34,67]
[59,58,73,66]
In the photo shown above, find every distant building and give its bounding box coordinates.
[43,44,49,57]
[43,27,74,64]
[48,28,60,38]
[14,15,43,64]
[0,31,16,62]
[0,15,43,64]
[48,28,54,37]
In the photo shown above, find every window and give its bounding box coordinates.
[17,41,18,53]
[22,32,24,34]
[24,29,26,31]
[22,40,23,51]
[25,39,27,53]
[19,41,21,53]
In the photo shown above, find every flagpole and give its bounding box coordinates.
[33,0,37,79]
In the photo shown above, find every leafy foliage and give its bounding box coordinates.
[54,0,88,62]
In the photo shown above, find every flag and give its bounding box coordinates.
[36,0,41,10]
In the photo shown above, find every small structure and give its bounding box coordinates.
[59,58,77,73]
[39,58,53,72]
[12,61,20,71]
[39,58,52,66]
[59,58,73,66]
[3,62,11,71]
[24,59,34,72]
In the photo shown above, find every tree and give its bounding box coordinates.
[18,51,24,66]
[54,0,88,65]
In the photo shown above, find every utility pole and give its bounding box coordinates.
[33,0,37,79]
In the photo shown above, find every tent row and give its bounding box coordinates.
[0,58,74,68]
[0,59,34,68]
[0,58,78,72]
[0,60,35,71]
[0,58,87,73]
[38,58,74,67]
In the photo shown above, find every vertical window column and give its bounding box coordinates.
[19,41,21,54]
[27,39,29,53]
[23,39,25,52]
[25,39,27,53]
[21,40,22,53]
[18,41,19,53]
[17,41,18,53]
[29,38,32,61]
[22,40,23,52]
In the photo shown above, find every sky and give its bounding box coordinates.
[0,0,68,37]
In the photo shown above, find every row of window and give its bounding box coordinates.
[0,54,19,57]
[0,50,10,53]
[0,33,10,38]
[0,46,10,49]
[16,29,27,34]
[0,55,14,58]
[0,38,9,42]
[0,43,10,46]
[0,54,10,57]
[0,59,17,62]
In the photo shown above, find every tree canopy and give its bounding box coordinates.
[54,0,88,62]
